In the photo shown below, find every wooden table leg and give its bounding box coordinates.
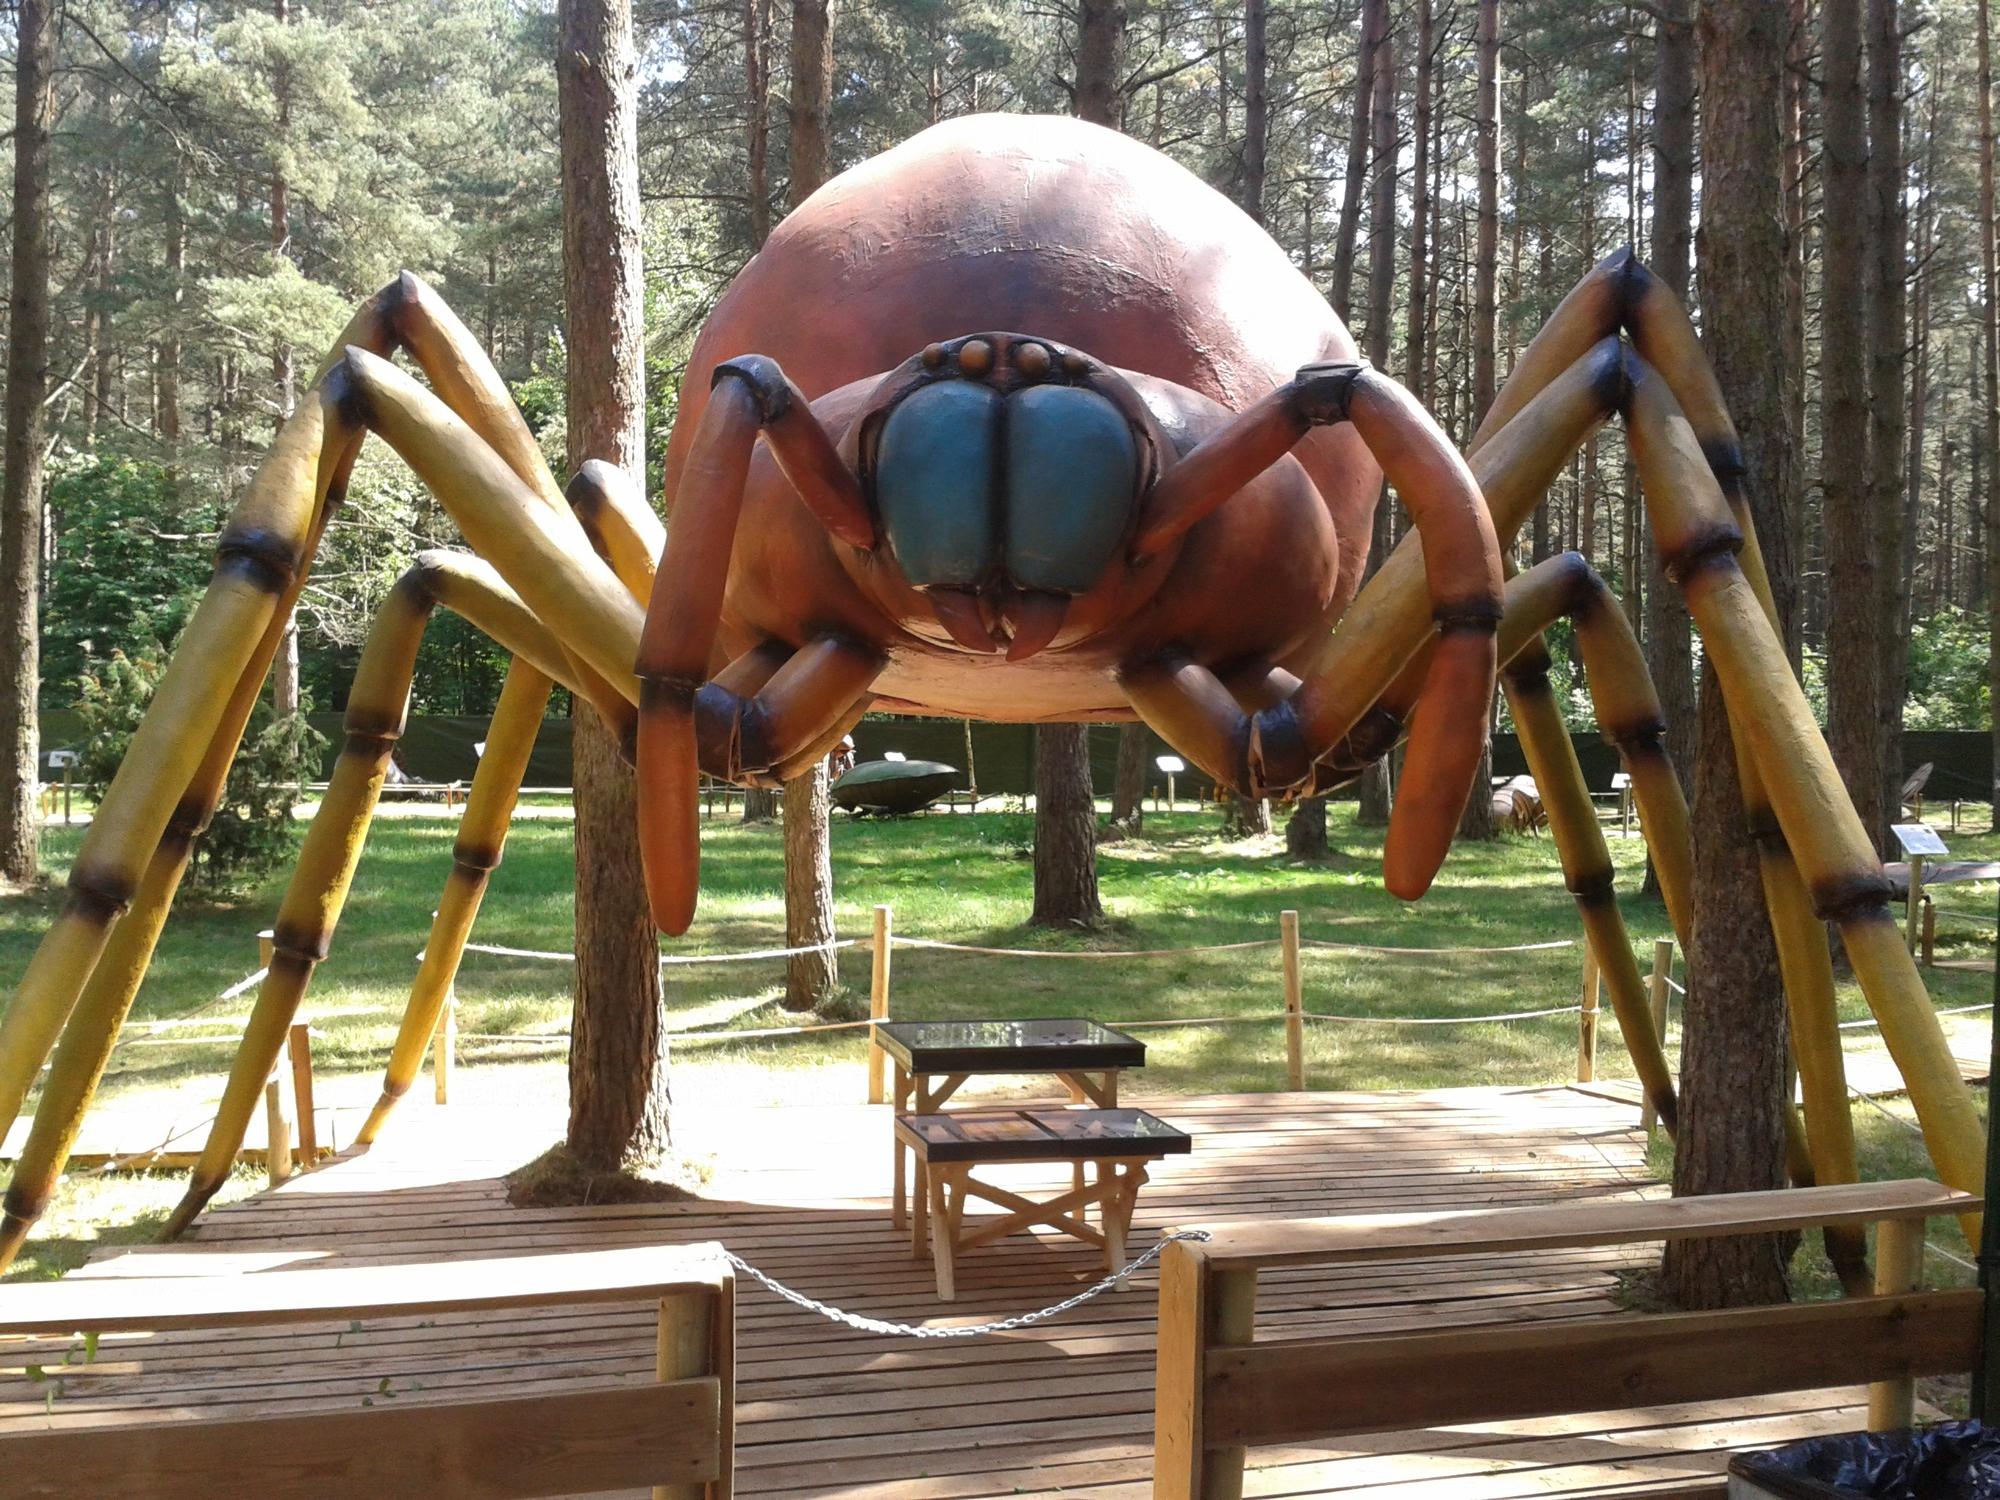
[911,1147,929,1261]
[1108,1162,1149,1287]
[892,1064,912,1229]
[929,1165,963,1301]
[1065,1076,1088,1208]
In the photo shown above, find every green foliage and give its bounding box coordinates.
[42,460,212,705]
[1904,606,1991,731]
[73,652,326,896]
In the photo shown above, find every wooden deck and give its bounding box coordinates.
[1,1085,1880,1498]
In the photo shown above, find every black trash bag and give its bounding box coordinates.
[1731,1423,2000,1499]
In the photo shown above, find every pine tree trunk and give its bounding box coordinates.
[1665,0,1796,1310]
[1242,0,1267,222]
[1109,722,1145,832]
[1646,0,1698,806]
[160,155,186,472]
[1355,9,1399,832]
[744,0,772,248]
[742,787,777,822]
[1075,0,1127,128]
[1819,0,1887,815]
[1980,0,2000,812]
[0,0,53,884]
[1223,794,1271,837]
[1472,0,1499,420]
[1866,0,1907,853]
[1330,0,1384,319]
[777,0,839,1014]
[1285,796,1328,858]
[1031,725,1102,929]
[787,0,833,202]
[559,0,670,1172]
[782,761,837,1011]
[1457,0,1500,844]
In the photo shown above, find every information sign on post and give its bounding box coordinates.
[1892,824,1949,956]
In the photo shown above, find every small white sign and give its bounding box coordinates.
[45,749,78,768]
[882,750,907,762]
[1892,823,1948,857]
[1610,772,1631,790]
[1155,755,1186,774]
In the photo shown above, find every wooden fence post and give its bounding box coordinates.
[1921,898,1936,968]
[257,929,275,975]
[287,1023,317,1166]
[1576,944,1601,1083]
[263,1079,293,1187]
[1641,939,1673,1132]
[432,989,456,1105]
[1154,1242,1257,1500]
[654,1277,730,1500]
[1280,910,1303,1091]
[1906,853,1927,955]
[1867,1215,1927,1430]
[868,904,892,1105]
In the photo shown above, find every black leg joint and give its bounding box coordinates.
[713,356,793,425]
[1289,361,1370,426]
[1249,701,1313,793]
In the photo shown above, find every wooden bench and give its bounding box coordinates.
[0,1242,735,1500]
[1153,1179,1982,1500]
[900,1106,1191,1300]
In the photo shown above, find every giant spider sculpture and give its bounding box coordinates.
[0,117,1977,1272]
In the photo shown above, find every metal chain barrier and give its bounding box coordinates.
[721,1230,1211,1339]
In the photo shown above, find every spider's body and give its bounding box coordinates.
[0,116,1979,1277]
[669,115,1378,722]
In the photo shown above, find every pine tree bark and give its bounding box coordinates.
[160,155,186,473]
[1646,0,1698,805]
[1075,0,1127,128]
[783,761,837,1010]
[1330,0,1385,320]
[1355,11,1399,831]
[1980,0,2000,811]
[1242,0,1267,222]
[1665,0,1796,1310]
[744,0,772,248]
[1866,0,1907,853]
[787,0,833,202]
[1456,0,1500,843]
[1285,794,1328,858]
[1031,725,1102,928]
[559,0,670,1171]
[742,786,777,822]
[1472,0,1500,422]
[779,3,839,1012]
[1824,0,1880,856]
[0,0,53,884]
[1109,723,1145,832]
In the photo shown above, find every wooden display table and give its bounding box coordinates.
[895,1106,1190,1300]
[876,1017,1147,1228]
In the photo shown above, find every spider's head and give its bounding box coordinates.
[845,332,1166,659]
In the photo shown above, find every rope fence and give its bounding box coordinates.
[125,890,1987,1148]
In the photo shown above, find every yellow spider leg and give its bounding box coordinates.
[1625,356,1981,1238]
[335,349,645,699]
[569,459,664,602]
[1499,634,1677,1130]
[1330,344,1874,1275]
[160,555,596,1235]
[0,401,333,1144]
[356,660,553,1146]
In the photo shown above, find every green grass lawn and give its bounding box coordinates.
[2,796,1994,1284]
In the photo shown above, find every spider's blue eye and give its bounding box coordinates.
[874,381,999,589]
[1002,386,1138,595]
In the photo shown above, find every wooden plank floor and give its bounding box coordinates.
[0,1085,1876,1498]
